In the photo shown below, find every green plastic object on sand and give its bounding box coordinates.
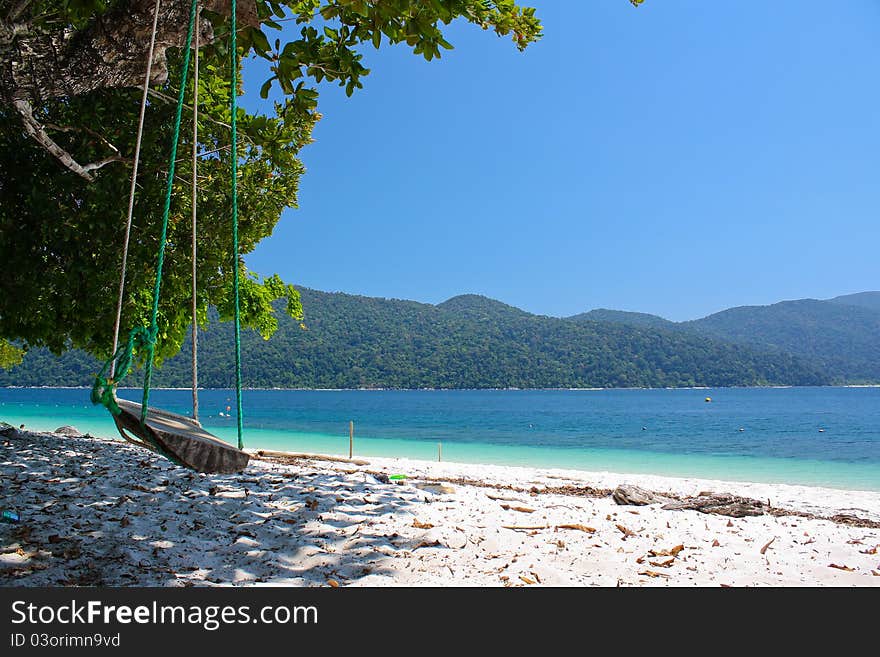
[388,474,407,480]
[1,509,20,524]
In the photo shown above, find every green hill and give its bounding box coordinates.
[0,288,827,389]
[567,308,677,331]
[828,291,880,312]
[682,299,880,382]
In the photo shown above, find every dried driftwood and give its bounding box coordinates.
[612,484,659,506]
[662,493,765,517]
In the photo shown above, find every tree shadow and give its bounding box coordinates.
[0,429,434,586]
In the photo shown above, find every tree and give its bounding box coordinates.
[5,2,664,369]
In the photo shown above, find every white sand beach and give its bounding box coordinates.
[1,427,878,587]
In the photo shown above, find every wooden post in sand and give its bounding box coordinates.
[349,421,354,459]
[438,442,442,462]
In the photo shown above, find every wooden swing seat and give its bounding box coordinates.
[113,397,249,474]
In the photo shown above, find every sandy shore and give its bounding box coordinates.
[1,427,878,586]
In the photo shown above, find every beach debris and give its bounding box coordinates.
[1,509,21,524]
[327,578,340,588]
[412,519,434,530]
[502,525,548,531]
[500,504,535,514]
[726,520,734,527]
[828,564,855,572]
[486,493,524,502]
[555,523,596,534]
[612,484,658,506]
[662,493,765,517]
[413,539,442,550]
[414,483,455,495]
[54,426,82,436]
[519,575,536,585]
[648,544,684,557]
[638,570,670,579]
[859,545,878,555]
[760,537,776,555]
[648,558,676,568]
[712,539,720,547]
[616,524,636,538]
[373,473,390,484]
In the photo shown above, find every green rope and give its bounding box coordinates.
[141,0,200,426]
[93,0,244,459]
[231,0,244,450]
[91,326,155,416]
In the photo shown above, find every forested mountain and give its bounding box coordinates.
[683,299,880,381]
[566,295,880,383]
[828,291,880,312]
[0,288,827,389]
[567,309,677,331]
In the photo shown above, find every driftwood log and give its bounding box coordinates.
[662,492,765,517]
[612,484,659,506]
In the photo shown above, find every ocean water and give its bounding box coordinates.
[1,387,879,491]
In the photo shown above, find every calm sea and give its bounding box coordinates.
[2,387,879,491]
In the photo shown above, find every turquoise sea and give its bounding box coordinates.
[1,387,879,491]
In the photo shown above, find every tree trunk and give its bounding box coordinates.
[0,0,259,107]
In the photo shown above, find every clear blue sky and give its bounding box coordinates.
[241,1,880,322]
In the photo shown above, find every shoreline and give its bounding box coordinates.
[249,449,880,524]
[2,427,878,587]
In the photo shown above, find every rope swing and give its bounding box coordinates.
[91,0,248,474]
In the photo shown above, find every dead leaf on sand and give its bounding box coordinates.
[502,525,548,531]
[760,537,776,555]
[616,524,636,538]
[858,545,878,555]
[649,558,676,568]
[519,575,536,585]
[828,563,855,572]
[638,570,670,579]
[712,539,720,547]
[501,504,535,514]
[555,524,596,533]
[413,540,442,550]
[649,544,684,557]
[412,519,434,529]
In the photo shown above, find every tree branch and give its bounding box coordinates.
[44,122,121,154]
[13,99,95,181]
[13,99,128,180]
[81,155,129,173]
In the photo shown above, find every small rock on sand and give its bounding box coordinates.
[54,426,83,436]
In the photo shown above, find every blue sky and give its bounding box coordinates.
[241,1,880,322]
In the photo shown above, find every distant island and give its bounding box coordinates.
[3,289,879,389]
